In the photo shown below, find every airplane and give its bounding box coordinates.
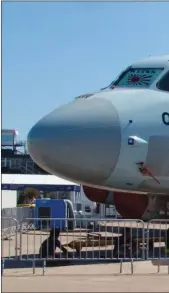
[27,54,169,220]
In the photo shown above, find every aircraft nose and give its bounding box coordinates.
[27,98,121,185]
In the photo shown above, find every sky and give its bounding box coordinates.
[2,2,169,141]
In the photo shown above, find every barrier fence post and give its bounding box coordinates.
[15,219,18,258]
[43,260,46,276]
[19,221,23,260]
[120,260,123,274]
[1,259,5,276]
[32,260,36,274]
[131,259,134,274]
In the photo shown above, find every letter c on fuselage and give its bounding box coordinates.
[162,112,169,125]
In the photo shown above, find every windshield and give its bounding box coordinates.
[157,70,169,92]
[111,67,164,88]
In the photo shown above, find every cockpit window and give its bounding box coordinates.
[112,68,164,88]
[157,70,169,92]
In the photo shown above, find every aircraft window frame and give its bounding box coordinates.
[156,70,169,92]
[112,66,131,87]
[100,66,131,90]
[112,67,164,88]
[109,66,131,88]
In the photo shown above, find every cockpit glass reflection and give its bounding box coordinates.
[112,68,164,88]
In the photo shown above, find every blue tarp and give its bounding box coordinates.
[1,184,80,192]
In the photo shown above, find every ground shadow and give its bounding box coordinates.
[2,249,142,270]
[4,246,167,270]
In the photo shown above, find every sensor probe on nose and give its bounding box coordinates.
[136,162,160,185]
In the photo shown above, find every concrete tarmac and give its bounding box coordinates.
[2,261,169,292]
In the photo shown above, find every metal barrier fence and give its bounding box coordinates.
[146,219,169,274]
[1,217,169,275]
[1,207,34,238]
[1,217,18,240]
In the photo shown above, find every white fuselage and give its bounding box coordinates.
[27,54,169,195]
[95,88,169,193]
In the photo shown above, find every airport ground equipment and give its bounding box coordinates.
[34,199,68,230]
